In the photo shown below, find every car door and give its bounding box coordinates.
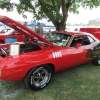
[49,45,88,72]
[58,46,87,70]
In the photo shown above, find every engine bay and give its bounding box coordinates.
[0,43,42,58]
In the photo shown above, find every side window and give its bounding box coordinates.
[87,35,95,43]
[70,36,84,47]
[70,35,95,47]
[83,35,95,45]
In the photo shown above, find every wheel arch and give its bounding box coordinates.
[24,63,55,79]
[46,63,55,72]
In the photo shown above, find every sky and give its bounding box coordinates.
[67,6,100,24]
[0,6,100,25]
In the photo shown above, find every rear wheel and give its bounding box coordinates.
[24,65,53,91]
[92,54,100,65]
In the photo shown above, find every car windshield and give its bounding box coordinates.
[45,32,71,46]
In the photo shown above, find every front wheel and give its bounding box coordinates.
[92,54,100,65]
[24,65,53,91]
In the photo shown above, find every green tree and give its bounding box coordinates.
[0,0,100,30]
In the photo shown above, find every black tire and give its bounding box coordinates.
[92,55,100,65]
[24,65,53,91]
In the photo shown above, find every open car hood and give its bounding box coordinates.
[0,15,54,47]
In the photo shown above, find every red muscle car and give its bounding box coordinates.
[0,16,100,91]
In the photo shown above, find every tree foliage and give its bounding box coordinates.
[0,0,100,30]
[0,0,16,11]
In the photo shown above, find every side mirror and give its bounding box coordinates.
[75,43,82,48]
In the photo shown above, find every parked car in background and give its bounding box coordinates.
[0,27,11,33]
[0,27,25,44]
[80,28,100,40]
[0,16,100,91]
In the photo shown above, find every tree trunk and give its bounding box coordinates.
[55,23,65,30]
[52,1,70,31]
[52,15,68,30]
[57,22,66,30]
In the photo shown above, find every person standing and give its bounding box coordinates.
[23,22,27,26]
[31,25,36,32]
[36,22,43,35]
[23,22,29,41]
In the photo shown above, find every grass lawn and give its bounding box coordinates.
[0,62,100,100]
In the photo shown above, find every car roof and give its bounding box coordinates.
[53,30,91,36]
[52,30,99,41]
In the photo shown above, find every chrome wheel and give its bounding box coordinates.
[24,65,53,91]
[31,67,49,87]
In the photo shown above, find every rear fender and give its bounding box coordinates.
[87,43,100,58]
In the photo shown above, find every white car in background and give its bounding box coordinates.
[0,26,12,33]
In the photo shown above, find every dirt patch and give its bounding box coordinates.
[0,88,23,99]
